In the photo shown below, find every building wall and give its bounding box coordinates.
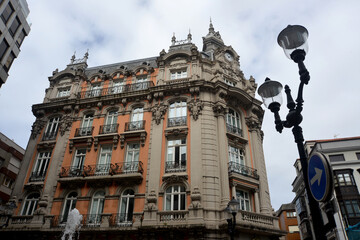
[2,25,284,239]
[0,0,30,87]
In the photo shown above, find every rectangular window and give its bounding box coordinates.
[71,149,86,176]
[9,16,20,37]
[30,152,51,181]
[125,143,140,172]
[334,170,355,187]
[0,39,9,61]
[236,190,251,211]
[224,78,236,87]
[96,145,112,174]
[2,177,14,188]
[1,2,14,24]
[166,139,186,172]
[329,154,345,162]
[16,29,26,47]
[3,51,15,72]
[288,225,300,233]
[286,211,297,218]
[43,117,60,140]
[56,87,71,98]
[170,70,187,80]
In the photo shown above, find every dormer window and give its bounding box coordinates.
[224,78,236,87]
[57,87,71,98]
[170,70,187,80]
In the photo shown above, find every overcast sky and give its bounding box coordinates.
[1,0,360,211]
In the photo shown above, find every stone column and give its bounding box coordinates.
[254,189,260,213]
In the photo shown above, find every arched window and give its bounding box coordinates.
[119,189,135,224]
[21,193,40,216]
[226,108,242,136]
[168,101,187,127]
[112,79,125,93]
[165,185,186,211]
[89,190,105,225]
[61,192,78,223]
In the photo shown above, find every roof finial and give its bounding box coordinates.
[209,17,214,33]
[71,51,76,64]
[187,28,192,42]
[84,49,89,61]
[171,32,176,45]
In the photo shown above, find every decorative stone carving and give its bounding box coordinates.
[212,103,228,117]
[151,104,167,125]
[145,189,158,211]
[188,100,204,121]
[31,118,46,139]
[119,135,125,149]
[165,128,188,137]
[162,174,188,185]
[189,187,202,209]
[245,115,261,132]
[34,194,48,215]
[59,114,73,136]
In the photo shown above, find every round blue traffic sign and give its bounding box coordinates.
[307,153,333,202]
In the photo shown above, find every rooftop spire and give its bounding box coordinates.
[209,17,214,33]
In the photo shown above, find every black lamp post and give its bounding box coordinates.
[226,197,240,240]
[258,25,328,240]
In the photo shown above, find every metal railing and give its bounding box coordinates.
[75,127,94,137]
[228,162,259,179]
[168,116,187,127]
[226,123,243,137]
[124,120,145,131]
[42,131,57,141]
[99,124,118,134]
[165,161,186,173]
[78,81,154,99]
[29,172,46,182]
[59,161,143,178]
[109,213,133,227]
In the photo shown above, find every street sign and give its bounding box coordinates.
[307,153,334,202]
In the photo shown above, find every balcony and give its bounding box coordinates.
[226,123,243,137]
[109,213,133,227]
[228,162,259,180]
[75,127,94,137]
[99,124,119,134]
[58,162,144,186]
[165,161,186,173]
[168,116,187,127]
[78,81,154,99]
[42,131,57,141]
[29,172,46,182]
[125,120,145,131]
[159,210,188,223]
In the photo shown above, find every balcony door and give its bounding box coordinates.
[104,111,118,133]
[125,143,139,172]
[129,107,143,130]
[97,146,112,175]
[119,189,135,224]
[80,114,93,135]
[89,191,105,225]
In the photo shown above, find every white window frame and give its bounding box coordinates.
[166,139,186,172]
[21,193,40,216]
[165,185,186,211]
[61,192,78,223]
[104,111,118,133]
[80,114,93,136]
[96,145,112,174]
[2,177,13,188]
[124,143,140,172]
[32,152,51,179]
[44,117,60,137]
[56,87,71,98]
[112,80,125,93]
[236,189,251,211]
[224,78,236,87]
[226,108,242,132]
[170,69,187,80]
[89,191,105,225]
[90,84,102,97]
[119,189,135,224]
[228,145,244,165]
[72,149,86,169]
[169,101,187,118]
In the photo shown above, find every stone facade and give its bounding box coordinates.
[0,23,283,239]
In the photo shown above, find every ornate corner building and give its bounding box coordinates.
[0,23,284,239]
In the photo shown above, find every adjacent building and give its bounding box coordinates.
[0,23,284,239]
[0,0,30,87]
[0,132,24,204]
[292,137,360,239]
[276,203,301,240]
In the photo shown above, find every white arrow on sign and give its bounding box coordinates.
[310,167,323,186]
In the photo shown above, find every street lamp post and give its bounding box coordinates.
[226,197,240,240]
[258,25,328,240]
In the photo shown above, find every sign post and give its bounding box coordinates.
[307,153,334,202]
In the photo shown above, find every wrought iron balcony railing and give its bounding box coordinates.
[29,171,47,182]
[228,162,259,179]
[42,131,57,141]
[78,81,154,99]
[168,116,187,127]
[59,161,143,178]
[124,120,145,131]
[226,123,243,137]
[165,161,186,173]
[99,124,119,134]
[74,127,94,137]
